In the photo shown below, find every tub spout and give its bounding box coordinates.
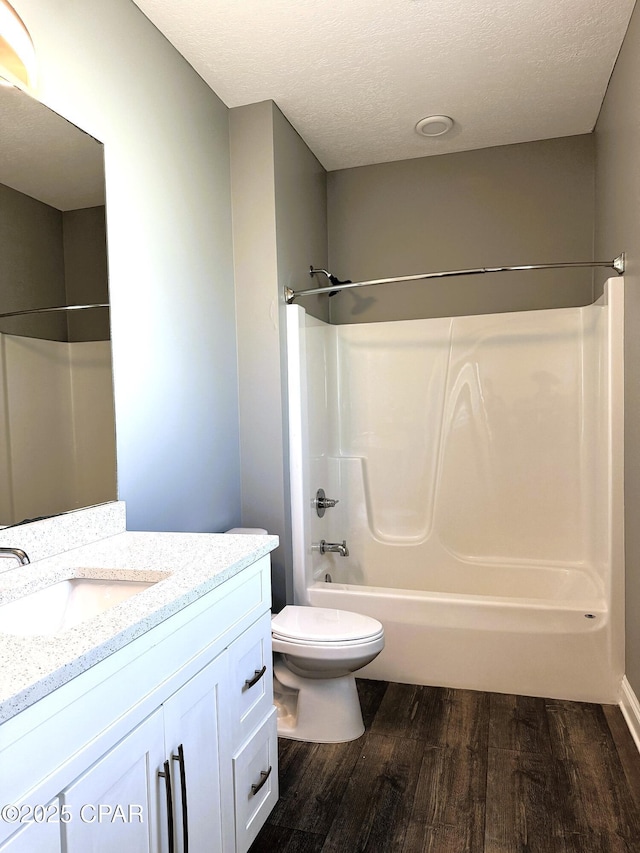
[314,540,349,557]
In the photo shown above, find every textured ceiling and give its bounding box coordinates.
[0,86,104,210]
[132,0,636,171]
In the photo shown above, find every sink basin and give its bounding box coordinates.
[0,577,159,637]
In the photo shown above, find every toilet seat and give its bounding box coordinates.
[272,632,383,648]
[272,630,384,670]
[272,605,383,645]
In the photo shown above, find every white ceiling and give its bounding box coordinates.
[132,0,636,171]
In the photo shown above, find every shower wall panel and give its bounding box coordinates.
[297,303,608,594]
[0,333,115,524]
[336,319,451,542]
[436,310,588,565]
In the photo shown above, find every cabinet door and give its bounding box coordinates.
[163,652,230,853]
[61,710,165,853]
[0,800,62,853]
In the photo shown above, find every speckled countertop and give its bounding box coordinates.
[0,504,278,724]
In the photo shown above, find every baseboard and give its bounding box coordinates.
[619,676,640,754]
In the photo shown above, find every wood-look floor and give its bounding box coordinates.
[249,680,640,853]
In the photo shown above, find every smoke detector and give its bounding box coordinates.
[415,115,454,137]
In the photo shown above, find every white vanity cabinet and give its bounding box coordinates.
[0,554,277,853]
[0,802,62,853]
[159,653,229,853]
[62,709,166,852]
[226,614,278,852]
[62,653,229,853]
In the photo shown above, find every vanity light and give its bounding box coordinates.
[0,0,36,90]
[415,115,454,137]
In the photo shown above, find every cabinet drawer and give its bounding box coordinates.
[227,611,273,748]
[232,708,278,853]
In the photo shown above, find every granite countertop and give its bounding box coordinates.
[0,529,278,723]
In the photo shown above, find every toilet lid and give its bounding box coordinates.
[271,606,383,643]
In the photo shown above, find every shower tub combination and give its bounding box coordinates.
[287,279,624,703]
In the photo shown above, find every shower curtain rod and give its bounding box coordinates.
[283,253,626,304]
[0,303,109,320]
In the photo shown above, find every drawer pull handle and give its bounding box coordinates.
[244,665,267,690]
[158,760,175,853]
[172,744,189,853]
[251,766,272,796]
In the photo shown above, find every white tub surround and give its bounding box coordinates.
[287,278,625,704]
[0,503,279,852]
[0,336,117,527]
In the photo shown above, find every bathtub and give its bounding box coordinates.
[307,573,616,703]
[287,280,625,705]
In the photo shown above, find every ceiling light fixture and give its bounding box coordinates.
[415,115,454,137]
[0,0,36,90]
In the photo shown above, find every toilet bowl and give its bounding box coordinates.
[224,529,385,743]
[272,605,384,743]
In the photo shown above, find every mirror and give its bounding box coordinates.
[0,85,116,526]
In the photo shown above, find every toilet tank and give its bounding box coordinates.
[225,527,268,534]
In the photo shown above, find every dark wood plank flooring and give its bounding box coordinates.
[249,680,640,853]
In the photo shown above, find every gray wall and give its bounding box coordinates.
[595,2,640,696]
[0,187,108,341]
[0,183,68,340]
[15,0,241,533]
[327,136,596,323]
[63,206,109,342]
[273,105,330,326]
[229,101,327,609]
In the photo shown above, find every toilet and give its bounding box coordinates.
[225,527,385,744]
[272,605,384,743]
[225,527,270,535]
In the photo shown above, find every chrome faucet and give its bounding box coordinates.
[313,489,340,518]
[313,540,349,557]
[0,547,30,569]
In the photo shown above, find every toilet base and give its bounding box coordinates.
[273,657,365,743]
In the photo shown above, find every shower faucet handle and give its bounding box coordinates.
[314,488,339,517]
[317,496,339,508]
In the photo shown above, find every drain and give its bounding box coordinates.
[584,613,596,619]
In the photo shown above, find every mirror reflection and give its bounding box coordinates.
[0,85,116,526]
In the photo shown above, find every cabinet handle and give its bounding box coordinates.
[172,745,189,853]
[251,766,272,796]
[158,760,175,853]
[244,665,267,690]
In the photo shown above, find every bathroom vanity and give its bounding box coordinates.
[0,503,278,852]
